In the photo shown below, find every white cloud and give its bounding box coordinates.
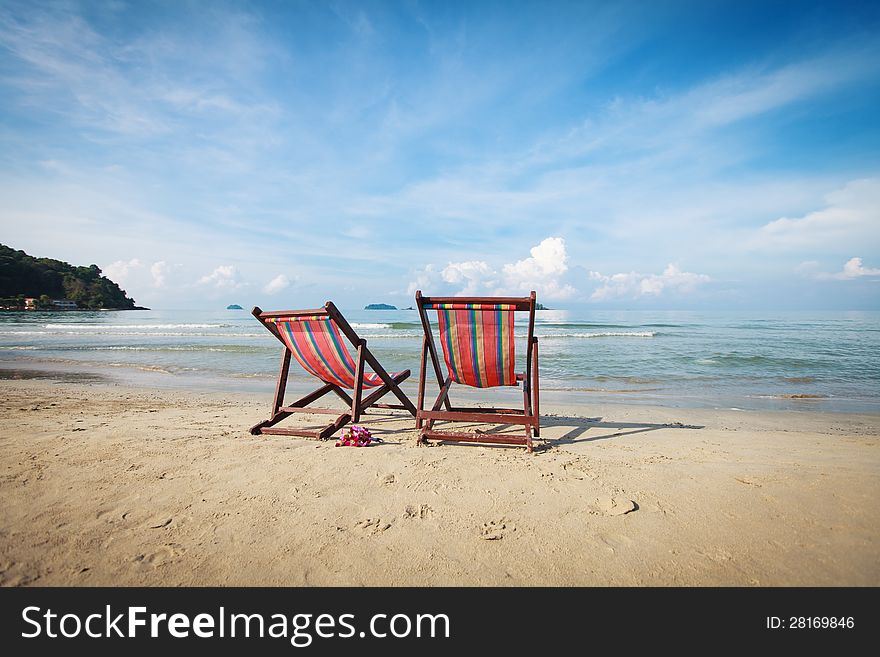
[150,261,169,287]
[588,264,710,301]
[197,265,243,290]
[815,257,880,281]
[407,237,577,300]
[442,260,496,296]
[263,273,291,294]
[756,178,880,251]
[103,258,142,284]
[406,264,440,296]
[500,237,577,299]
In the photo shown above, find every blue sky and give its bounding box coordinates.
[1,0,879,310]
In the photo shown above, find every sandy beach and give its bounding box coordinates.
[1,377,877,587]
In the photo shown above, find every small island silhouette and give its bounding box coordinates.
[226,304,243,310]
[364,303,397,310]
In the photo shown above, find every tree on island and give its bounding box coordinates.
[0,243,143,310]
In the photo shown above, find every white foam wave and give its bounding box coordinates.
[2,331,265,338]
[537,331,656,338]
[348,323,393,329]
[0,331,49,335]
[43,323,224,330]
[94,346,264,352]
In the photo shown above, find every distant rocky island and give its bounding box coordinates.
[226,304,243,310]
[0,243,147,311]
[536,303,550,310]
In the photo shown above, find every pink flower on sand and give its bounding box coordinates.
[335,425,372,447]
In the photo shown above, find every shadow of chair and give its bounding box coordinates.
[541,415,704,446]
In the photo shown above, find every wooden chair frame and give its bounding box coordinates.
[250,302,417,439]
[415,290,540,452]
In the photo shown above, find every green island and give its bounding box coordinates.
[364,303,397,310]
[0,243,146,310]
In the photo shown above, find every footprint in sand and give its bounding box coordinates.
[95,507,120,522]
[403,504,433,520]
[133,543,186,568]
[479,519,514,540]
[146,516,173,529]
[354,518,392,534]
[592,495,637,516]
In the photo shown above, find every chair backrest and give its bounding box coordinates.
[417,293,535,388]
[254,303,394,389]
[267,313,358,389]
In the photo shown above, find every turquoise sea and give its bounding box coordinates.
[1,308,878,413]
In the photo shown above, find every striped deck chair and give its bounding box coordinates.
[415,291,540,452]
[250,303,416,440]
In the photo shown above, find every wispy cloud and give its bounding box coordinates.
[263,274,292,295]
[150,261,170,288]
[197,265,244,291]
[341,44,880,295]
[0,1,281,142]
[588,265,710,301]
[755,178,880,252]
[103,258,142,285]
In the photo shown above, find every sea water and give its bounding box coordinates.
[1,308,878,413]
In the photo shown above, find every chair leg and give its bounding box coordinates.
[271,348,291,413]
[416,336,428,429]
[351,343,365,423]
[318,413,353,440]
[251,348,294,434]
[532,338,540,438]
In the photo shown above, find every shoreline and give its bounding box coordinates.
[1,376,877,586]
[2,357,877,415]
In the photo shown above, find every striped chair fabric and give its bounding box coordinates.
[422,303,516,387]
[269,316,395,388]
